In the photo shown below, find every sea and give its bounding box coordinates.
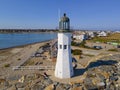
[0,33,57,49]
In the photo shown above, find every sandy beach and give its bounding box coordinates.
[0,40,51,77]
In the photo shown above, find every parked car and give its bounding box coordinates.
[93,46,102,50]
[117,45,120,48]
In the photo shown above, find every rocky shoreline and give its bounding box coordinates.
[0,40,120,90]
[0,54,120,90]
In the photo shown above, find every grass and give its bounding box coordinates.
[28,61,34,65]
[108,49,118,52]
[71,41,100,50]
[89,33,120,43]
[71,40,86,48]
[84,54,94,57]
[71,41,80,46]
[71,49,82,55]
[4,64,10,67]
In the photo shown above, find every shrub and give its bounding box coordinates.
[71,49,82,55]
[18,58,21,61]
[4,64,10,67]
[79,40,86,47]
[84,54,94,57]
[28,61,34,65]
[71,41,80,46]
[71,41,86,47]
[108,49,118,52]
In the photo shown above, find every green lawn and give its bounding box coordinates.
[89,33,120,43]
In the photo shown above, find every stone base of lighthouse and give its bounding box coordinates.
[55,32,74,79]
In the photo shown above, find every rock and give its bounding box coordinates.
[97,82,105,88]
[110,76,118,81]
[109,84,116,90]
[44,84,54,90]
[97,74,105,81]
[8,75,21,81]
[63,84,71,89]
[71,86,83,90]
[7,85,17,90]
[25,86,31,90]
[53,82,59,86]
[55,83,64,90]
[34,73,44,79]
[18,76,25,83]
[15,82,25,89]
[0,78,6,85]
[73,83,81,87]
[83,78,92,85]
[31,85,44,90]
[43,78,53,86]
[84,78,98,90]
[26,74,34,80]
[17,87,25,90]
[4,81,9,87]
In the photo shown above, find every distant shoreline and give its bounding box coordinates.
[0,39,52,50]
[0,32,58,34]
[0,29,59,33]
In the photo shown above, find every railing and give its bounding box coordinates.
[12,66,55,70]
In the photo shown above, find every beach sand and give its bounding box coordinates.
[0,40,51,77]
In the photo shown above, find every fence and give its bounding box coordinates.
[12,66,55,70]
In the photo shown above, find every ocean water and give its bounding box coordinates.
[0,33,57,49]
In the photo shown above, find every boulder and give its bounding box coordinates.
[7,85,16,90]
[44,84,54,90]
[31,85,44,90]
[15,82,25,89]
[55,83,64,90]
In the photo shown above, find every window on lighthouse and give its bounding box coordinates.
[64,45,67,49]
[60,45,62,49]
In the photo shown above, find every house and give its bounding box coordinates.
[98,31,107,37]
[73,33,88,41]
[88,31,95,38]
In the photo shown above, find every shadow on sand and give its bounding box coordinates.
[74,60,118,77]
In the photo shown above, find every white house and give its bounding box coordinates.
[73,34,88,41]
[98,31,107,37]
[88,31,95,38]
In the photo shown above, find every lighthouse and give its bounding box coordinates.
[55,13,74,79]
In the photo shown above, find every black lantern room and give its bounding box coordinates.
[59,13,70,31]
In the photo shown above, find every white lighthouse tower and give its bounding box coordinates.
[55,13,74,79]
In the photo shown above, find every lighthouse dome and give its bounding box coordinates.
[60,13,69,22]
[59,13,70,30]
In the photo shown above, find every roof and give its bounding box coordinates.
[60,13,69,22]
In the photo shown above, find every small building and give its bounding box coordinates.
[98,31,107,37]
[73,34,88,41]
[88,31,95,38]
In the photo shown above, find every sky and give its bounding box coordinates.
[0,0,120,30]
